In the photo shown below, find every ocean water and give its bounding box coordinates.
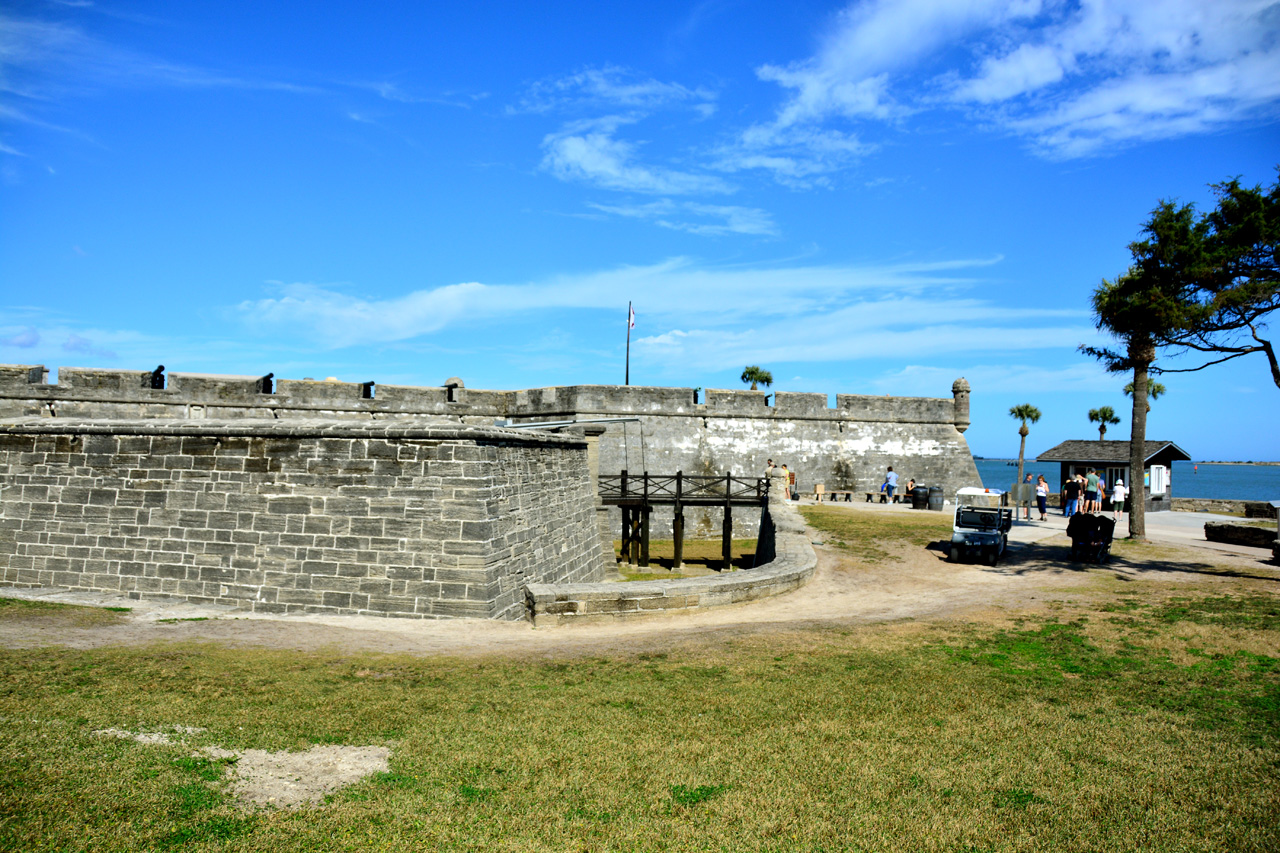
[973,458,1280,502]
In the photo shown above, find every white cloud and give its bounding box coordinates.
[871,362,1118,396]
[633,299,1093,371]
[716,124,873,187]
[0,327,40,347]
[587,200,779,236]
[749,0,1280,160]
[236,255,1070,355]
[512,65,716,115]
[0,10,321,117]
[540,116,733,195]
[62,333,116,359]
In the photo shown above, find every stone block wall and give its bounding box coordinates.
[0,365,981,538]
[0,418,605,619]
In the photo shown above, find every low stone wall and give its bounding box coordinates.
[525,473,815,624]
[1204,522,1279,549]
[0,418,606,620]
[1174,498,1278,518]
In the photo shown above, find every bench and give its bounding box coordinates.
[822,490,855,502]
[865,491,910,503]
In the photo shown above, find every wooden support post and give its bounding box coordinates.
[619,470,630,564]
[639,472,650,567]
[721,471,733,571]
[640,507,650,568]
[672,471,684,570]
[631,513,642,564]
[620,506,631,565]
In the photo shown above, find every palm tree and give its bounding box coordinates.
[1088,406,1121,441]
[1123,380,1166,413]
[741,366,773,391]
[1009,404,1041,488]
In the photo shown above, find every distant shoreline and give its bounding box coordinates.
[975,458,1279,466]
[1196,461,1280,466]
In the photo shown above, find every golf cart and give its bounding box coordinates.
[948,487,1013,566]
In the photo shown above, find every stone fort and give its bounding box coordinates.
[0,364,979,621]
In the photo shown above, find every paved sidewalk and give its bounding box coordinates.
[799,495,1277,558]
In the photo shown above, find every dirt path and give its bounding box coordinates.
[3,529,1277,659]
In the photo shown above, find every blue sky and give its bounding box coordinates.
[2,0,1278,460]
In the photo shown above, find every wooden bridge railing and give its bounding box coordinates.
[598,471,770,571]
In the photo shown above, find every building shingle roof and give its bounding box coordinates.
[1034,440,1191,463]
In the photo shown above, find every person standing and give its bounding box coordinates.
[1063,476,1081,518]
[1111,478,1128,520]
[1035,475,1050,522]
[884,467,898,502]
[1084,469,1100,514]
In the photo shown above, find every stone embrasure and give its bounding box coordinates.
[0,417,605,620]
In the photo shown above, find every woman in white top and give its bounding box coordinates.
[1111,479,1128,520]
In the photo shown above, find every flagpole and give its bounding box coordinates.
[625,301,632,386]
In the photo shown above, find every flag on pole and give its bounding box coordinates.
[628,304,635,329]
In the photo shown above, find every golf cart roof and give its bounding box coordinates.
[956,487,1003,498]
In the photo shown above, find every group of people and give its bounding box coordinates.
[881,467,916,502]
[1060,469,1127,520]
[1017,468,1129,522]
[764,459,799,500]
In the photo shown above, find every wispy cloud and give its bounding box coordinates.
[747,0,1280,161]
[350,80,487,108]
[235,255,1075,362]
[541,116,733,195]
[588,200,779,236]
[62,333,117,359]
[0,327,40,348]
[871,362,1119,396]
[512,65,716,115]
[633,300,1094,372]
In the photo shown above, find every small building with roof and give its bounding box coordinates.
[1035,440,1192,513]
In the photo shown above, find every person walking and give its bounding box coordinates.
[1035,475,1050,522]
[884,467,898,503]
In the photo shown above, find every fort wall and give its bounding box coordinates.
[1,365,981,538]
[0,417,605,619]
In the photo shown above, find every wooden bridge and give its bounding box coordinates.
[598,471,770,570]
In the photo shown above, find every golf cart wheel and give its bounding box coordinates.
[949,546,961,563]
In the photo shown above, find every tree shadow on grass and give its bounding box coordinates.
[982,539,1280,583]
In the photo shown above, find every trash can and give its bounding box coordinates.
[927,485,945,512]
[911,485,929,509]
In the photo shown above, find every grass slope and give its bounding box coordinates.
[1,592,1277,851]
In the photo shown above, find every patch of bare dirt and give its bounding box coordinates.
[225,744,390,808]
[92,727,390,809]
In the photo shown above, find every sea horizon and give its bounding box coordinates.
[972,459,1280,502]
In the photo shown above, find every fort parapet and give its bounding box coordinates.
[1,367,979,516]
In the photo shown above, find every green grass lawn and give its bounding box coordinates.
[1,592,1277,851]
[801,505,954,563]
